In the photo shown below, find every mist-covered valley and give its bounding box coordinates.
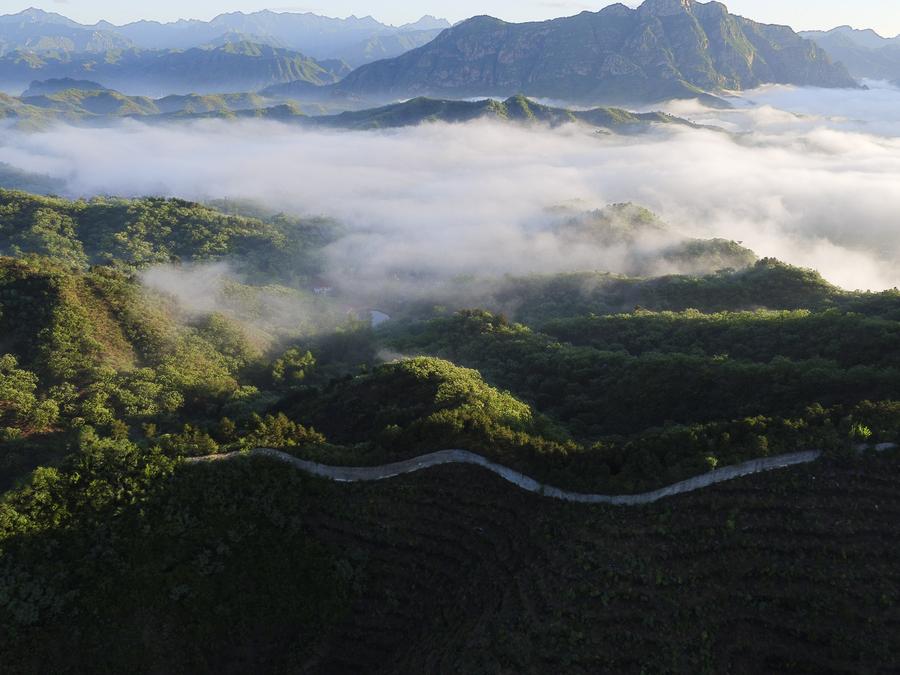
[3,2,900,672]
[2,82,899,297]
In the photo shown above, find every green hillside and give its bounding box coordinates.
[1,189,899,671]
[1,190,898,494]
[0,87,708,135]
[0,190,336,277]
[2,433,898,672]
[308,95,703,132]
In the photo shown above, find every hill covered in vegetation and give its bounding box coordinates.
[3,425,899,672]
[1,188,899,671]
[0,86,705,134]
[305,95,705,132]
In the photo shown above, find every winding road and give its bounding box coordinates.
[185,444,896,505]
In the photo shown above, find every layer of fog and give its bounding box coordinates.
[140,261,351,337]
[2,82,900,293]
[662,80,900,137]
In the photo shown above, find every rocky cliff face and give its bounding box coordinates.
[335,0,858,105]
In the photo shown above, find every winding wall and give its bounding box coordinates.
[185,446,895,505]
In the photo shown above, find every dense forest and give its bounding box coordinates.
[1,187,898,671]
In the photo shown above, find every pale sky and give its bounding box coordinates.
[8,0,900,36]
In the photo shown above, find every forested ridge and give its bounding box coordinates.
[1,188,898,672]
[0,86,704,133]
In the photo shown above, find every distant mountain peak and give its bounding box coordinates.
[598,4,635,17]
[638,0,695,16]
[15,7,51,18]
[832,25,888,39]
[2,6,78,26]
[399,15,452,32]
[457,15,508,28]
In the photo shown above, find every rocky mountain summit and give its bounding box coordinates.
[335,0,858,104]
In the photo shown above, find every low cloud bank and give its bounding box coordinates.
[140,262,351,338]
[2,82,900,292]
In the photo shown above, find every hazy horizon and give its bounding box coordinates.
[5,1,900,37]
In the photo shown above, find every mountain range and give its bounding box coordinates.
[800,26,900,83]
[0,8,450,67]
[334,0,858,105]
[0,2,862,105]
[0,41,351,96]
[0,8,133,54]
